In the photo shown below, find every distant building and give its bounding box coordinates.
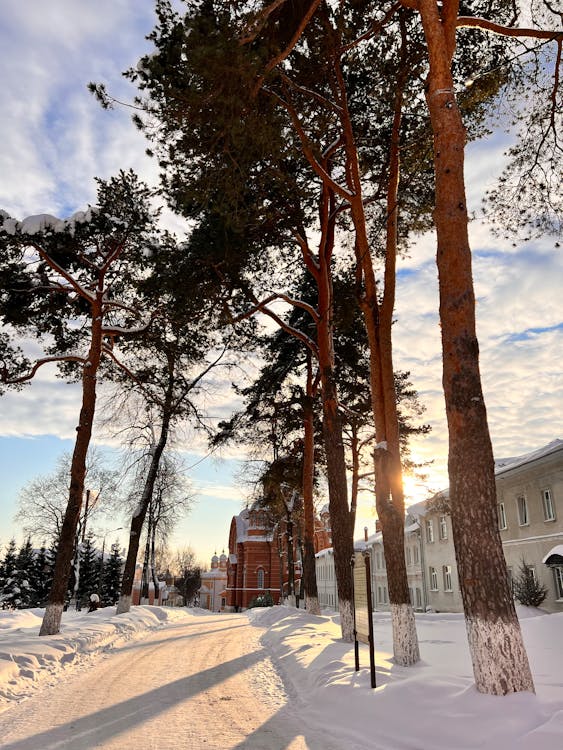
[225,501,332,611]
[199,552,228,612]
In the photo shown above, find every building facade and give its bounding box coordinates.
[199,552,228,612]
[315,439,563,614]
[495,440,563,611]
[225,501,333,611]
[225,504,290,610]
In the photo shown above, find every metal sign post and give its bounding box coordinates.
[351,550,376,688]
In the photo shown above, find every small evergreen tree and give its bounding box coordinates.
[513,560,548,608]
[32,544,53,607]
[0,539,19,609]
[76,535,100,610]
[15,538,36,609]
[101,543,123,606]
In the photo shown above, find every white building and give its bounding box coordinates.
[199,552,228,612]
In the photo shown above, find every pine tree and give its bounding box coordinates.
[32,544,53,607]
[76,535,100,610]
[0,539,19,609]
[1,171,165,635]
[513,560,548,608]
[15,538,36,609]
[101,543,123,607]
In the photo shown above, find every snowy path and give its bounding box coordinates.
[0,612,332,750]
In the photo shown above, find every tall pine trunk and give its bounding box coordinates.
[40,296,104,636]
[335,43,420,664]
[418,0,533,694]
[316,204,355,640]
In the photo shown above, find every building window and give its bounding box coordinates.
[409,587,413,604]
[383,586,388,604]
[406,546,412,566]
[542,488,556,522]
[443,565,453,592]
[497,502,507,531]
[378,586,383,603]
[426,519,434,543]
[413,545,420,565]
[517,494,529,526]
[257,569,264,589]
[429,566,438,591]
[439,515,448,540]
[553,567,563,599]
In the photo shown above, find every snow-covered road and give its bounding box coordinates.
[0,612,331,750]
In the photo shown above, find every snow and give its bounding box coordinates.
[495,439,563,476]
[542,544,563,563]
[19,214,66,235]
[0,206,100,238]
[0,606,189,705]
[0,604,562,747]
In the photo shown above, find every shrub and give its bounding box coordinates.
[513,559,548,607]
[248,593,274,608]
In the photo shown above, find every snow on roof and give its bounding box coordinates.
[407,439,562,517]
[494,439,563,477]
[235,510,249,542]
[234,507,274,544]
[407,500,430,518]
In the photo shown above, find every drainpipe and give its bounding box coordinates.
[418,520,429,611]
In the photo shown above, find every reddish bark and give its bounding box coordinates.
[415,0,533,693]
[40,294,104,635]
[332,32,419,662]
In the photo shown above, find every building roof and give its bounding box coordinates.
[407,439,562,518]
[494,439,562,477]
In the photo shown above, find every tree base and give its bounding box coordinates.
[391,603,420,665]
[116,594,132,615]
[339,599,354,642]
[466,617,535,695]
[39,602,64,636]
[305,595,321,616]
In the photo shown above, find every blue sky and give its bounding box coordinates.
[1,1,562,563]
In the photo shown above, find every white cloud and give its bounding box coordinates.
[0,1,157,218]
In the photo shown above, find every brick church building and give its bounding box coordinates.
[225,501,332,611]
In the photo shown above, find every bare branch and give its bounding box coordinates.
[340,2,403,54]
[2,354,87,384]
[457,16,563,40]
[29,242,95,302]
[267,87,354,200]
[250,0,323,98]
[238,0,288,45]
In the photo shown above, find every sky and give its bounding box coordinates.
[1,604,562,748]
[0,1,562,564]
